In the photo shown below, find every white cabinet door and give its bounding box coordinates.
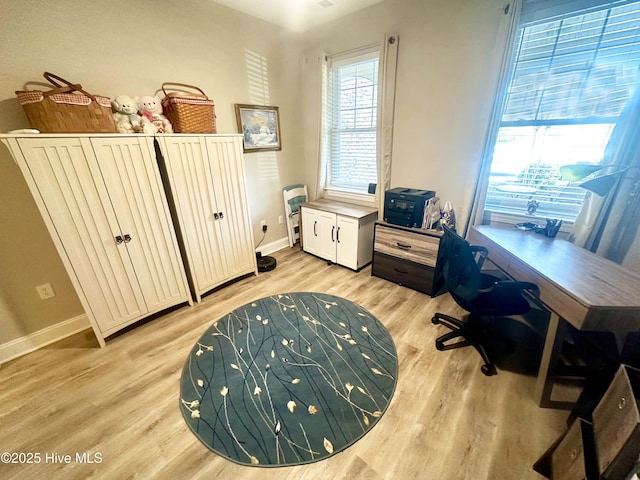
[302,207,337,263]
[336,216,359,270]
[302,207,322,257]
[160,136,228,294]
[89,137,188,312]
[18,138,147,331]
[204,136,255,281]
[318,211,338,263]
[160,135,256,300]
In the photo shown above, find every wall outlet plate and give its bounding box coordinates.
[36,283,55,300]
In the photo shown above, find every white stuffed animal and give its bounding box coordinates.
[111,95,143,133]
[136,95,173,134]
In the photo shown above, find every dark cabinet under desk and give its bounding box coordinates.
[534,364,640,480]
[371,221,443,296]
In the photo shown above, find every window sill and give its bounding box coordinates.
[324,187,375,206]
[482,209,573,235]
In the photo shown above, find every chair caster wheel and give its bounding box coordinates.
[481,364,497,376]
[431,316,440,325]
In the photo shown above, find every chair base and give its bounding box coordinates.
[431,313,516,377]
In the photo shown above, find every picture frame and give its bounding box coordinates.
[235,104,282,152]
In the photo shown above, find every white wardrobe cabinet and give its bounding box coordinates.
[157,135,257,301]
[2,135,192,346]
[300,199,377,270]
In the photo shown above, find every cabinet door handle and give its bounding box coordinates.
[214,212,219,220]
[397,242,412,250]
[313,220,317,236]
[124,234,132,243]
[331,226,335,242]
[336,226,340,243]
[219,211,224,219]
[115,235,124,245]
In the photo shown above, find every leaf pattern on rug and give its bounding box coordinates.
[179,292,397,466]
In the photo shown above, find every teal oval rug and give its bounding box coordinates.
[180,292,398,466]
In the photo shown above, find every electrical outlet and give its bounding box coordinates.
[36,283,55,300]
[278,215,284,225]
[260,220,266,229]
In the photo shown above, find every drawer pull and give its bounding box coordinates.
[619,397,626,410]
[570,449,577,460]
[396,242,412,250]
[394,268,408,275]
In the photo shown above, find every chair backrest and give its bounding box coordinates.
[283,184,308,217]
[282,184,308,247]
[440,225,483,308]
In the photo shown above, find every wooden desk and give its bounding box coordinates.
[468,225,640,408]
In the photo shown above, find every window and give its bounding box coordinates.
[484,0,640,221]
[326,48,380,193]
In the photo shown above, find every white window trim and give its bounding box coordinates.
[324,186,376,206]
[330,45,380,68]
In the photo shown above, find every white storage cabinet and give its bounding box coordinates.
[301,199,377,270]
[158,135,257,301]
[2,135,192,346]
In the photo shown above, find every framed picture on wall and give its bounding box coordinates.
[235,104,282,153]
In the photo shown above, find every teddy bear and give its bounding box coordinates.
[111,95,143,133]
[136,95,173,134]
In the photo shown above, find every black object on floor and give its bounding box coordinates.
[256,252,276,272]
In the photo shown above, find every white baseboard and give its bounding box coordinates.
[256,236,291,256]
[0,314,90,365]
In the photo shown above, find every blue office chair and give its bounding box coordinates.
[432,225,539,376]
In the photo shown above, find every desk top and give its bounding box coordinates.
[470,225,640,330]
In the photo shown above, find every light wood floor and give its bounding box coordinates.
[0,247,569,479]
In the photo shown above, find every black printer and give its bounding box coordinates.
[383,187,436,228]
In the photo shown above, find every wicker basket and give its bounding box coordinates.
[161,83,217,134]
[15,72,117,133]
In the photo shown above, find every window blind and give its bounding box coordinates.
[327,50,379,191]
[506,2,640,124]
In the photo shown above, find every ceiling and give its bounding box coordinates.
[210,0,384,32]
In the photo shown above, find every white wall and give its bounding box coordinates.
[298,0,510,232]
[0,0,304,344]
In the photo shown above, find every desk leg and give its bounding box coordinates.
[535,312,568,408]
